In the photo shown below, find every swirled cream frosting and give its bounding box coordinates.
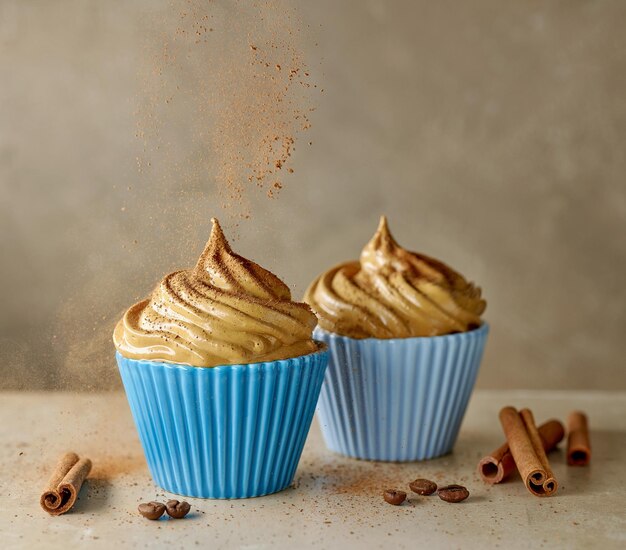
[114,218,318,367]
[304,216,486,339]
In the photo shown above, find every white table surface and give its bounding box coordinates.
[1,390,624,549]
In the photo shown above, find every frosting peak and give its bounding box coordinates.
[114,218,318,367]
[193,218,291,301]
[304,216,486,339]
[360,215,412,275]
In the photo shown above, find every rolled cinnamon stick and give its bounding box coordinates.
[40,452,92,515]
[520,409,558,495]
[498,407,556,497]
[478,419,564,484]
[567,411,591,466]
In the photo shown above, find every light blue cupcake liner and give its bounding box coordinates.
[315,323,489,461]
[116,346,328,499]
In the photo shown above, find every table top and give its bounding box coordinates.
[1,390,624,549]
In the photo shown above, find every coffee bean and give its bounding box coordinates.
[408,478,437,496]
[138,501,166,520]
[165,499,191,519]
[383,489,406,506]
[437,484,469,503]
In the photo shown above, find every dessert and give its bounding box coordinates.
[114,218,317,366]
[304,216,489,461]
[114,219,328,498]
[305,215,485,338]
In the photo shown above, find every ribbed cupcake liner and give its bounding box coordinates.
[315,324,489,461]
[116,347,328,499]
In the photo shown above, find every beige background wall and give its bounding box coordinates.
[1,0,625,390]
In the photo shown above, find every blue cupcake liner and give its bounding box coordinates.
[315,323,489,461]
[116,346,328,498]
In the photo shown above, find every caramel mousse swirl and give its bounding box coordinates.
[114,218,318,367]
[304,216,486,339]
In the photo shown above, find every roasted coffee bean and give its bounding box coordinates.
[138,501,166,520]
[165,499,191,519]
[437,484,469,503]
[383,489,407,506]
[408,478,437,496]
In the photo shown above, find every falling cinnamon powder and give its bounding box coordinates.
[135,0,317,222]
[47,0,319,393]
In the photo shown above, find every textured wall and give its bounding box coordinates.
[1,0,625,390]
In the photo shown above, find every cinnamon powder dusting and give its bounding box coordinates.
[46,0,319,394]
[135,0,318,221]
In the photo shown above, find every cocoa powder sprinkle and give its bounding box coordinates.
[135,0,319,222]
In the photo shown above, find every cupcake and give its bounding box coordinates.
[305,216,488,461]
[114,218,328,498]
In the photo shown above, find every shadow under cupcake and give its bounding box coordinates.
[305,216,488,462]
[113,219,328,498]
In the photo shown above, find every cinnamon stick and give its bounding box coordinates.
[520,409,558,495]
[498,407,557,497]
[40,452,92,515]
[478,419,564,484]
[567,411,591,466]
